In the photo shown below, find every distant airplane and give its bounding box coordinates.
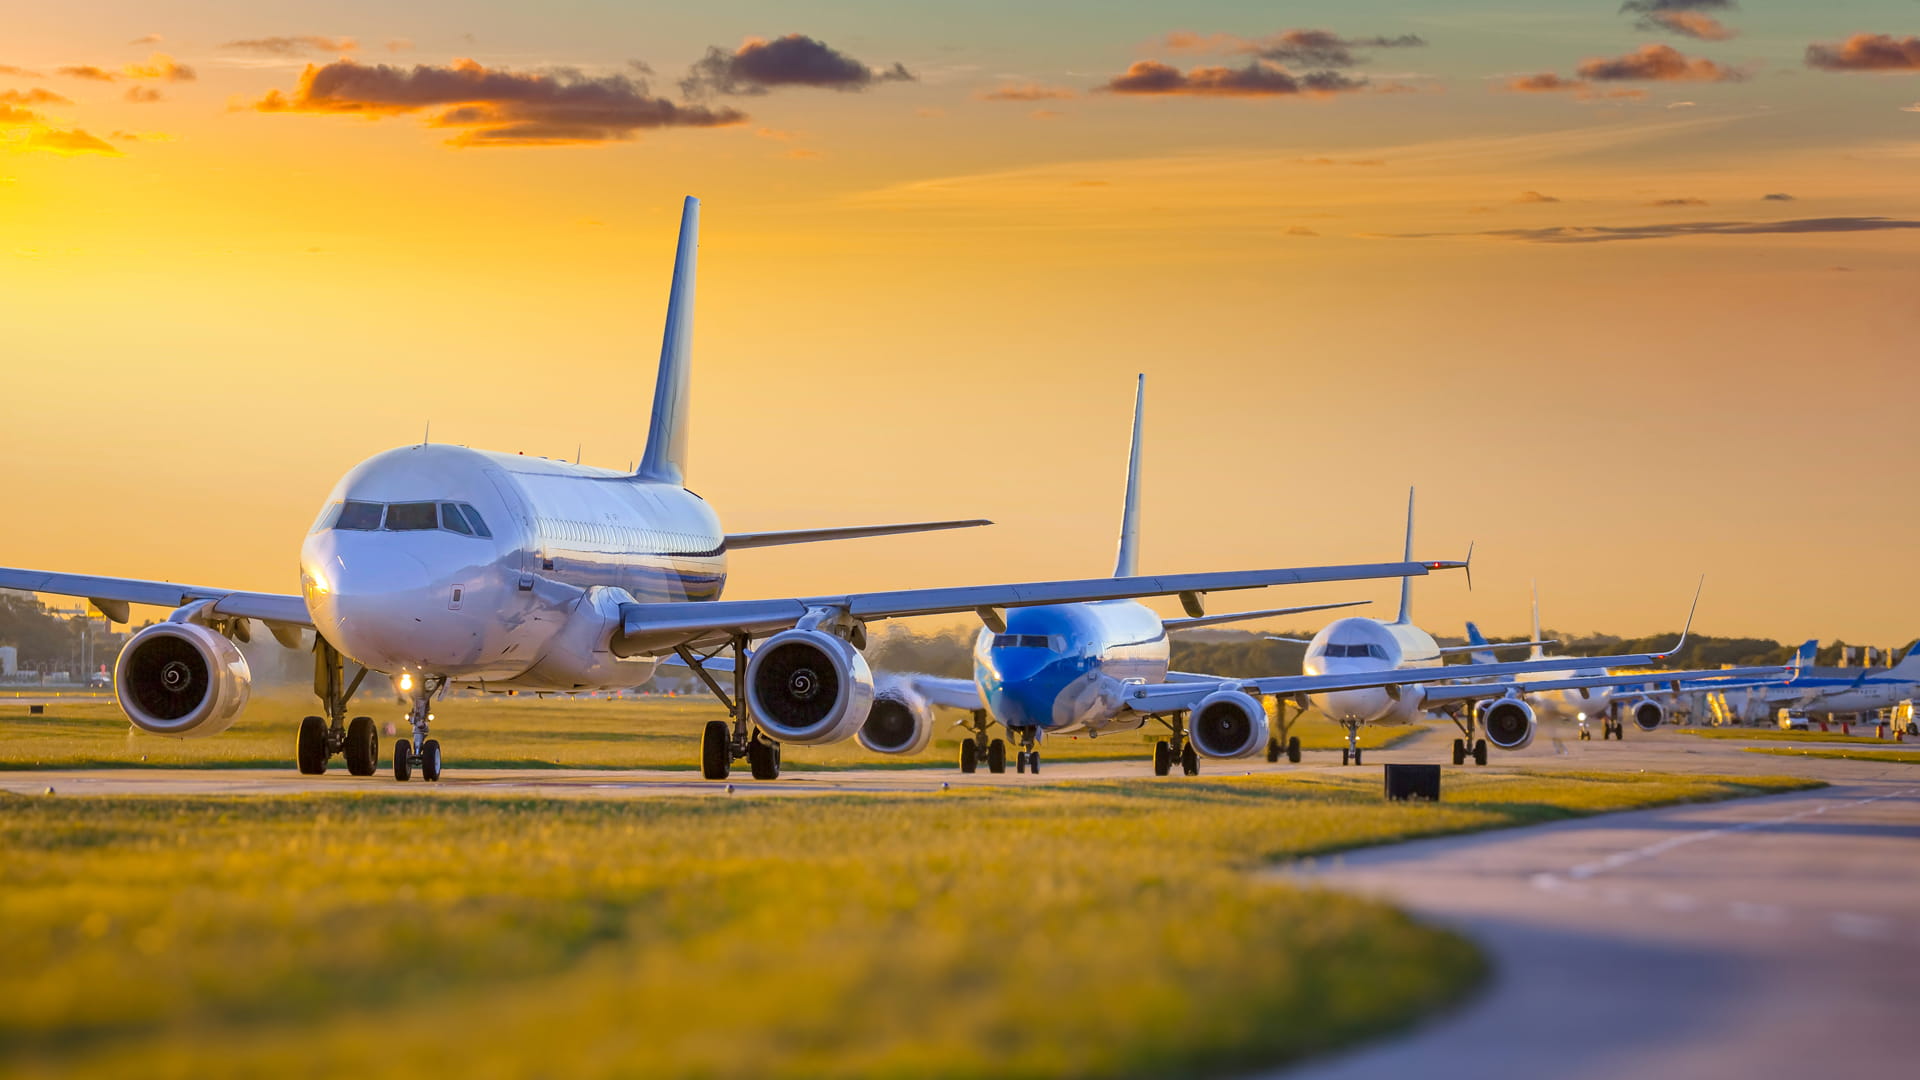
[859,383,1719,776]
[0,197,1467,783]
[1729,638,1920,724]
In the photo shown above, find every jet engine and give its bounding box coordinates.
[1188,690,1268,759]
[114,622,252,737]
[858,676,934,755]
[745,629,875,745]
[1626,698,1665,732]
[1478,697,1537,751]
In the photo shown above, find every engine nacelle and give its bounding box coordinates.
[858,676,935,755]
[1478,697,1537,751]
[1627,698,1666,732]
[1188,690,1268,759]
[745,629,875,745]
[114,622,252,737]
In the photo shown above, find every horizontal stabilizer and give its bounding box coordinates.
[725,519,992,550]
[1164,600,1368,633]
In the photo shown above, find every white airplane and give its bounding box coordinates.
[854,388,1736,776]
[0,196,1473,783]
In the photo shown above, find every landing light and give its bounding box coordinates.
[1577,712,1586,721]
[399,673,413,692]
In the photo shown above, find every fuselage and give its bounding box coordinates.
[1760,666,1920,716]
[1304,616,1444,724]
[299,444,725,687]
[971,599,1168,735]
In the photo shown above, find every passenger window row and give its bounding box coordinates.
[325,501,492,537]
[536,517,708,554]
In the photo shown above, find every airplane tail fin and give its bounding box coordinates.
[1792,639,1818,670]
[636,195,699,486]
[1113,374,1145,577]
[1887,639,1920,675]
[1465,621,1497,666]
[1528,581,1545,661]
[1395,487,1415,624]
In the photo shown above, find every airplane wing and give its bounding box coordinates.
[0,567,311,628]
[724,519,991,549]
[896,674,985,711]
[1416,666,1791,707]
[617,558,1465,647]
[1162,600,1368,632]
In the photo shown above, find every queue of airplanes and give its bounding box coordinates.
[0,197,1801,782]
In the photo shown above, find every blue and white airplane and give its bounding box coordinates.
[860,383,1717,776]
[0,197,1471,783]
[1726,639,1920,724]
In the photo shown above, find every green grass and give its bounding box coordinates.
[1745,747,1920,763]
[0,696,1415,773]
[1680,726,1909,744]
[0,770,1816,1079]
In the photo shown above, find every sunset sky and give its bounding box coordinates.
[3,1,1918,646]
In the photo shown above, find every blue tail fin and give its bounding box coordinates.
[1465,621,1496,666]
[1395,487,1414,624]
[636,196,699,486]
[1113,374,1145,577]
[1794,639,1817,669]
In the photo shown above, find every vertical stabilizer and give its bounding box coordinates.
[1528,582,1545,661]
[1793,639,1818,669]
[1465,621,1496,666]
[1113,374,1145,577]
[1394,488,1415,624]
[1888,638,1920,675]
[636,196,699,486]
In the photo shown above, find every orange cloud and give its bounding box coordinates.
[222,36,359,56]
[124,53,195,82]
[0,88,70,106]
[1644,12,1735,41]
[1576,44,1740,82]
[1505,73,1583,93]
[124,86,163,103]
[254,58,746,146]
[23,127,120,155]
[1099,59,1365,97]
[55,65,117,82]
[1647,197,1708,206]
[1805,34,1920,72]
[1513,191,1560,203]
[976,83,1075,102]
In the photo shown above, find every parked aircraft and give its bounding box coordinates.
[1737,639,1920,724]
[0,197,1471,782]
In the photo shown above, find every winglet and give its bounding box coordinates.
[1114,373,1145,577]
[637,195,699,486]
[1654,575,1706,661]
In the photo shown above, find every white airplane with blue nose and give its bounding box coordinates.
[856,386,1730,776]
[0,196,1477,783]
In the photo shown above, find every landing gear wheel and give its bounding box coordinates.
[344,716,378,776]
[1028,751,1041,775]
[1180,743,1199,776]
[1341,748,1350,766]
[1579,729,1591,742]
[1266,737,1282,763]
[1352,748,1363,766]
[1287,736,1301,764]
[700,720,731,781]
[1154,740,1172,776]
[987,739,1007,774]
[1015,751,1028,774]
[960,741,978,774]
[748,738,781,781]
[1452,738,1466,766]
[420,739,442,783]
[296,715,328,775]
[1473,739,1488,766]
[393,739,413,782]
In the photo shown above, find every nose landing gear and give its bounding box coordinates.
[1340,721,1364,766]
[392,675,447,782]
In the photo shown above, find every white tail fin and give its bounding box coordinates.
[1394,488,1414,624]
[637,196,699,486]
[1113,374,1145,577]
[1889,639,1920,675]
[1529,581,1545,661]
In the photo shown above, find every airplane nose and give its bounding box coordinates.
[305,532,437,670]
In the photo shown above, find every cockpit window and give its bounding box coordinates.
[385,502,439,531]
[335,501,384,531]
[440,503,473,536]
[991,634,1053,649]
[1324,643,1387,659]
[458,504,492,538]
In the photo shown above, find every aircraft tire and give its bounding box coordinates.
[987,739,1007,774]
[1029,751,1040,775]
[959,741,978,774]
[1015,751,1027,774]
[420,739,442,782]
[296,716,328,775]
[344,716,377,776]
[393,739,413,782]
[1352,748,1363,766]
[1180,743,1198,775]
[1153,740,1172,776]
[1341,748,1350,766]
[1266,737,1281,763]
[1287,736,1301,763]
[1452,738,1466,765]
[700,720,731,781]
[748,738,779,780]
[1473,739,1488,766]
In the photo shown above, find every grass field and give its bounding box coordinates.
[0,696,1416,773]
[1680,727,1911,745]
[1745,747,1920,764]
[0,770,1816,1079]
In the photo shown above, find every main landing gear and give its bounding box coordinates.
[1598,717,1625,741]
[392,674,446,782]
[1445,708,1489,766]
[294,635,378,777]
[1266,697,1303,764]
[957,710,1008,775]
[1152,714,1200,776]
[678,636,786,782]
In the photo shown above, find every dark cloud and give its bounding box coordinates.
[681,35,913,97]
[129,34,163,46]
[1805,34,1920,72]
[1513,190,1560,203]
[1399,216,1920,244]
[1162,29,1424,69]
[56,65,117,82]
[1762,192,1795,201]
[1620,1,1737,40]
[0,88,70,105]
[976,83,1075,102]
[254,58,746,146]
[1577,44,1741,82]
[222,35,359,56]
[124,85,163,103]
[1099,59,1366,97]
